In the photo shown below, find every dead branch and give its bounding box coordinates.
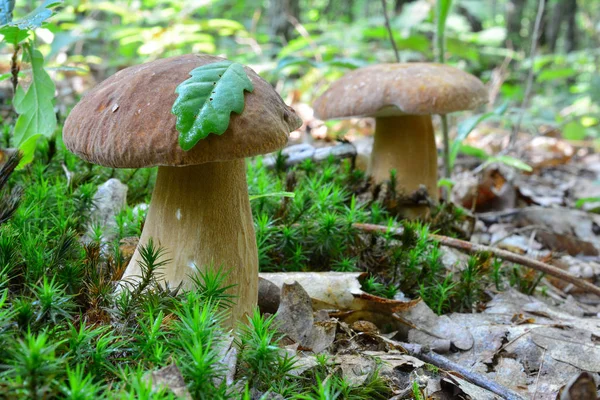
[399,342,527,400]
[353,223,600,297]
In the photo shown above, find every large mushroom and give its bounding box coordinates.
[314,63,487,218]
[63,54,302,324]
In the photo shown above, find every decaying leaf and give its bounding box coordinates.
[439,375,499,400]
[515,207,600,256]
[530,327,600,372]
[261,272,473,351]
[260,272,420,312]
[398,301,474,351]
[274,281,335,353]
[451,165,516,212]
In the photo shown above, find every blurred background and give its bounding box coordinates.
[2,0,599,145]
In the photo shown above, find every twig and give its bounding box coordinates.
[381,0,400,62]
[399,342,527,400]
[353,222,600,297]
[509,0,546,147]
[532,348,546,400]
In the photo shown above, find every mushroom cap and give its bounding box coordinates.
[313,63,487,120]
[63,54,302,168]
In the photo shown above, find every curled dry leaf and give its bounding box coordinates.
[260,272,420,312]
[260,272,472,351]
[522,137,574,170]
[451,165,516,212]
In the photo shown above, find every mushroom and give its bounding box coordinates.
[313,63,487,218]
[63,54,302,324]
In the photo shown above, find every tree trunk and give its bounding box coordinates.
[506,0,527,48]
[269,0,300,43]
[543,0,564,52]
[344,0,355,22]
[564,0,577,52]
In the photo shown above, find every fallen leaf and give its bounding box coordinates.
[530,327,600,372]
[274,281,335,353]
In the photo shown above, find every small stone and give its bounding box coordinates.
[85,179,128,245]
[351,320,379,334]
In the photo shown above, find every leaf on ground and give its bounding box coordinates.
[12,45,57,146]
[172,60,254,151]
[274,281,336,353]
[530,327,600,372]
[396,301,474,351]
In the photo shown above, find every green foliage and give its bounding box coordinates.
[435,0,453,64]
[0,0,61,31]
[0,0,61,166]
[12,45,57,146]
[237,310,298,394]
[449,101,509,169]
[458,144,533,172]
[172,60,254,150]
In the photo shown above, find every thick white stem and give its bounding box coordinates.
[122,159,258,325]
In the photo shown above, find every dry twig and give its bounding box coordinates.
[399,342,527,400]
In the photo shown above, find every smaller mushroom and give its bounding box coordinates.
[313,63,487,218]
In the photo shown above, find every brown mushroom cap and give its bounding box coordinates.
[63,54,302,168]
[313,63,487,120]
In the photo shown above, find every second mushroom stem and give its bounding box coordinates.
[369,115,439,217]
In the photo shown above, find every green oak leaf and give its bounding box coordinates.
[172,60,254,151]
[12,44,57,146]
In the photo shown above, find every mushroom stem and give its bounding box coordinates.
[122,159,258,325]
[369,115,439,218]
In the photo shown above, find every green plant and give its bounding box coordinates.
[2,330,66,399]
[237,309,298,394]
[0,0,62,166]
[435,0,453,179]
